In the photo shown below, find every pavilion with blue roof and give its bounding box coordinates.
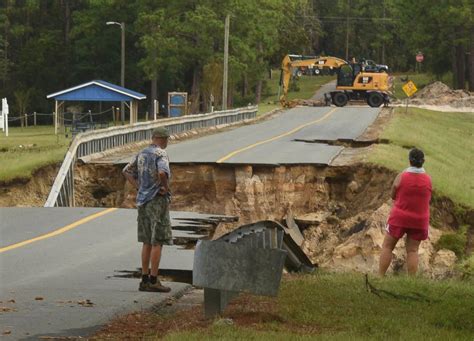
[47,80,146,133]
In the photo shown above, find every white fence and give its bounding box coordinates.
[44,106,258,207]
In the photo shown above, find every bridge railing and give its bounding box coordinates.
[45,106,258,207]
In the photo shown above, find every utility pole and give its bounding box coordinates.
[120,22,125,123]
[106,21,126,123]
[345,0,350,61]
[381,0,386,64]
[222,14,230,110]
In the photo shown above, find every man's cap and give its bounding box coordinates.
[152,127,170,138]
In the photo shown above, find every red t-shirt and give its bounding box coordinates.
[388,172,432,230]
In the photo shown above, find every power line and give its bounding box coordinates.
[296,16,398,22]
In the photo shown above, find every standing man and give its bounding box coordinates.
[123,127,172,292]
[379,148,432,276]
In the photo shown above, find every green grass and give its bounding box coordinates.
[163,273,474,340]
[436,226,469,258]
[0,126,70,181]
[367,108,474,208]
[459,255,474,280]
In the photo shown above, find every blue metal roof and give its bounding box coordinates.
[47,80,146,101]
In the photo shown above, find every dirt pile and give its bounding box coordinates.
[410,81,474,108]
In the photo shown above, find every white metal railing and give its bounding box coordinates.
[45,106,258,207]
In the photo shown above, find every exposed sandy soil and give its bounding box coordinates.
[0,164,59,207]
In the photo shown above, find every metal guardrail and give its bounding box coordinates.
[193,220,287,318]
[193,219,315,318]
[45,106,258,207]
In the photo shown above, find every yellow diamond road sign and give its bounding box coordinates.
[402,80,418,97]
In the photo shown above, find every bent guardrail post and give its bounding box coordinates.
[193,221,288,319]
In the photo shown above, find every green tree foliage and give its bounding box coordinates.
[394,0,474,89]
[1,0,472,118]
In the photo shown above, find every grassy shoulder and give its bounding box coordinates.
[0,126,70,181]
[102,273,474,340]
[367,107,474,208]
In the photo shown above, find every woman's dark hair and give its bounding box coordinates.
[409,148,425,168]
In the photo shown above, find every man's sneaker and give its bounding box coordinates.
[146,280,171,293]
[138,280,149,292]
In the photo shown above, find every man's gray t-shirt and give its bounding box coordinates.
[123,145,170,206]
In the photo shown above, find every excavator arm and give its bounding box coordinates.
[279,54,348,107]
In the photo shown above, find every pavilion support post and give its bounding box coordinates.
[54,100,58,135]
[59,101,65,134]
[134,101,138,123]
[128,100,138,124]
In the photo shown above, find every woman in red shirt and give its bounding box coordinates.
[379,148,432,276]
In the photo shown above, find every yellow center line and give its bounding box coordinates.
[216,107,338,163]
[0,208,118,254]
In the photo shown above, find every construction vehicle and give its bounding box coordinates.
[280,54,390,108]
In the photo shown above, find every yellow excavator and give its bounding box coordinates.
[279,54,390,108]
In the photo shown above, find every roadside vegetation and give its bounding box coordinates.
[94,273,474,340]
[367,107,473,208]
[0,126,70,181]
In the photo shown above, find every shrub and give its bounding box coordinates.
[458,255,474,281]
[436,226,467,258]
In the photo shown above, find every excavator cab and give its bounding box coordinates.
[337,63,365,87]
[337,64,355,87]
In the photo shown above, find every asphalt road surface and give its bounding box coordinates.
[311,80,337,100]
[109,106,381,166]
[0,207,228,340]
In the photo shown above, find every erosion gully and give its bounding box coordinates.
[74,162,471,244]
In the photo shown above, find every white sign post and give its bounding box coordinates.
[153,99,158,121]
[1,98,8,136]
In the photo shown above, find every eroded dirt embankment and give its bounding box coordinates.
[0,164,60,207]
[73,162,472,278]
[74,163,393,221]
